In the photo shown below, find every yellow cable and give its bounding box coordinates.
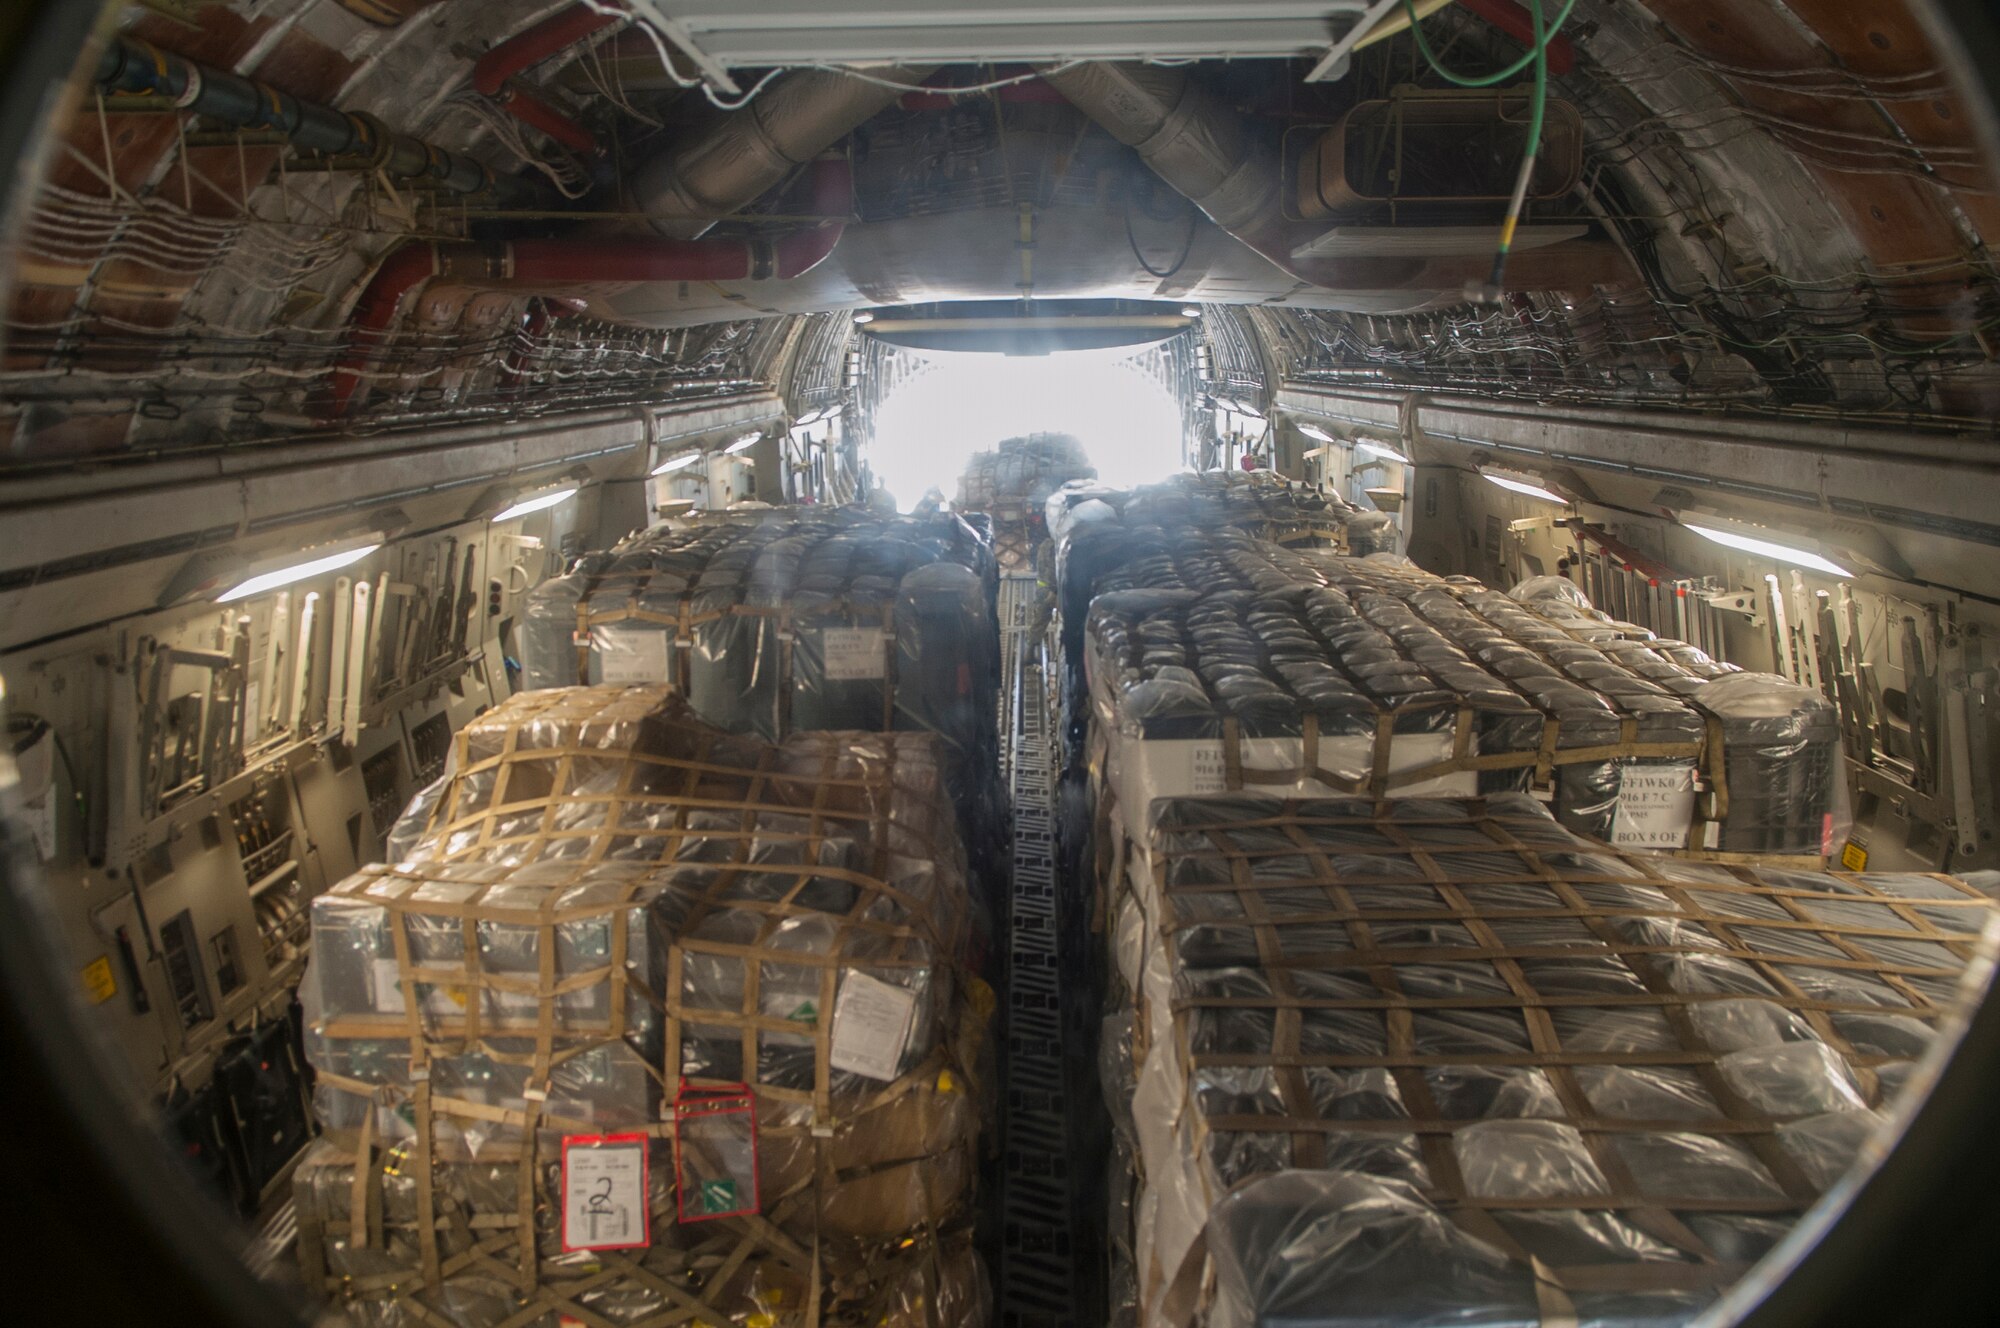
[1353,0,1457,51]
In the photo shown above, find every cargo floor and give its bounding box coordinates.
[997,574,1105,1328]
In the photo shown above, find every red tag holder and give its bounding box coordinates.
[561,1132,651,1252]
[671,1082,760,1223]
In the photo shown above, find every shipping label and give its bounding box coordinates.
[821,627,887,681]
[562,1133,650,1251]
[1610,763,1697,849]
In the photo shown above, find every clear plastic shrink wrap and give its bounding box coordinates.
[955,432,1094,512]
[519,508,994,739]
[517,509,1004,876]
[1117,793,1992,1327]
[1342,510,1399,558]
[299,686,991,1327]
[956,433,1095,570]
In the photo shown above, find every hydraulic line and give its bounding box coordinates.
[95,36,496,196]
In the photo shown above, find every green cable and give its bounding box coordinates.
[1402,0,1577,297]
[1401,0,1579,87]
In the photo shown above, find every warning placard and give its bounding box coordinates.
[1610,763,1697,849]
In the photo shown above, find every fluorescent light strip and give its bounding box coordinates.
[1485,473,1568,504]
[218,543,378,603]
[722,432,761,455]
[1355,440,1412,464]
[1296,423,1335,444]
[1683,522,1854,577]
[491,486,578,522]
[651,451,702,475]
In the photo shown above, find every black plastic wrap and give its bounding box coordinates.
[1121,793,1994,1327]
[1066,533,1841,852]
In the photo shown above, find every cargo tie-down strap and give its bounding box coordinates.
[1125,795,1993,1327]
[297,686,990,1328]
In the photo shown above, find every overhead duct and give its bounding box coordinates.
[632,64,931,238]
[1041,61,1628,303]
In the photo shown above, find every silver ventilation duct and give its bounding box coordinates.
[1040,62,1284,246]
[633,66,933,239]
[1043,60,1629,303]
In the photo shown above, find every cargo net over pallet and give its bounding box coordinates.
[1045,470,1370,555]
[1110,793,1994,1328]
[515,507,1004,877]
[518,509,996,741]
[954,434,1096,574]
[296,686,994,1328]
[1069,535,1841,862]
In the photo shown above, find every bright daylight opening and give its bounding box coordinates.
[867,345,1184,509]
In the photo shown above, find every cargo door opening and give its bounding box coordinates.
[865,346,1186,511]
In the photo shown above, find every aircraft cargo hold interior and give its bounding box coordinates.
[1,2,1999,1326]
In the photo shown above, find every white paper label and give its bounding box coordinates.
[829,972,917,1081]
[562,1139,648,1250]
[371,957,466,1016]
[25,797,55,862]
[1611,763,1697,849]
[821,628,887,682]
[1114,734,1475,847]
[1188,742,1229,795]
[372,957,407,1014]
[597,630,671,685]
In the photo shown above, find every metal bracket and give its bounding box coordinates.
[1306,0,1405,81]
[618,1,744,96]
[1703,589,1764,625]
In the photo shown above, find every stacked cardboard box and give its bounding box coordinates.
[296,687,991,1327]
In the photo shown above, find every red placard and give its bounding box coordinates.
[672,1082,760,1223]
[561,1132,650,1252]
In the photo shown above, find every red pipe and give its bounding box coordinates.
[501,298,553,397]
[472,3,621,156]
[1456,0,1576,76]
[327,161,851,416]
[496,85,601,156]
[508,235,756,283]
[505,158,850,282]
[328,241,440,418]
[473,3,621,95]
[770,155,852,279]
